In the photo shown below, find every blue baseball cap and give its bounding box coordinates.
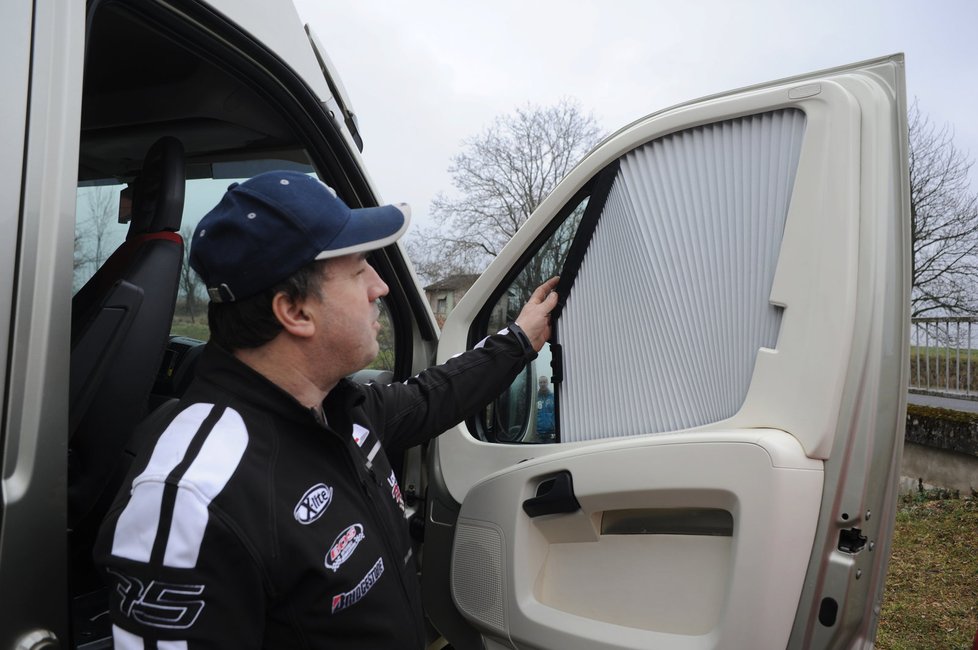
[190,171,410,302]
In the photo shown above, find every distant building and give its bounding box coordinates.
[424,273,480,327]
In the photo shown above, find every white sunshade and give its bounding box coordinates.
[560,108,807,441]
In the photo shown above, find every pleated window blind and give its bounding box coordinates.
[558,109,806,442]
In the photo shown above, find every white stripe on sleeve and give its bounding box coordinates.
[163,407,248,568]
[112,403,215,563]
[158,641,189,650]
[366,441,381,464]
[112,624,144,650]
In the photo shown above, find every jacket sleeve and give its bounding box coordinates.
[95,490,267,649]
[363,323,537,452]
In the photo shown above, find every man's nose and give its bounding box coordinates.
[369,264,389,298]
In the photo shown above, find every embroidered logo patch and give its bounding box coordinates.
[325,523,365,572]
[351,424,370,447]
[294,483,333,525]
[388,471,405,512]
[331,557,384,613]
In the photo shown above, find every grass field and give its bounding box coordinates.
[910,346,978,393]
[911,346,978,363]
[877,494,978,650]
[170,316,209,341]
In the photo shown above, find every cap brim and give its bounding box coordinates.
[314,203,410,259]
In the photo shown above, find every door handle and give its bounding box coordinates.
[522,470,581,518]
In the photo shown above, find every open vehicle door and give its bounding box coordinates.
[422,55,910,650]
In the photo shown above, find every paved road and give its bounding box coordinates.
[908,391,978,413]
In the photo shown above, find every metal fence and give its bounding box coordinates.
[910,317,978,398]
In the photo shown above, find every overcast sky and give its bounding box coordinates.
[294,0,978,232]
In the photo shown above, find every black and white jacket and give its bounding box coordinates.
[95,325,536,649]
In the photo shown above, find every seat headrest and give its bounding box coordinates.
[127,136,186,238]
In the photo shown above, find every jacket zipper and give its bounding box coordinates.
[336,436,425,649]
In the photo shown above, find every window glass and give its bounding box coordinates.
[371,299,396,373]
[74,164,399,371]
[74,183,127,291]
[480,196,588,443]
[169,175,262,341]
[486,198,588,333]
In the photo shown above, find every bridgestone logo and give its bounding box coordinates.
[331,557,384,614]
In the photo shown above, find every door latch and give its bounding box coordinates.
[837,527,868,554]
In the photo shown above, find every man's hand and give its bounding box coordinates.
[515,277,559,352]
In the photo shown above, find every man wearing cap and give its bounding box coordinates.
[95,171,558,649]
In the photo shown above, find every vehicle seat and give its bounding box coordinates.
[68,136,185,538]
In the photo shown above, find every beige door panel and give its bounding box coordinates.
[451,431,823,650]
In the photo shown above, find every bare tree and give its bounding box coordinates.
[409,99,602,281]
[909,102,978,317]
[179,224,203,323]
[404,237,477,287]
[73,230,89,273]
[84,186,117,271]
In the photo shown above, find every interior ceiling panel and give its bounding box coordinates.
[79,2,299,181]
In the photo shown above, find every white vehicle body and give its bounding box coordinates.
[0,1,908,648]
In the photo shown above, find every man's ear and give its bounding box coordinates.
[271,292,316,338]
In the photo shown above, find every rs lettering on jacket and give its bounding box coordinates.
[294,483,334,525]
[106,568,205,630]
